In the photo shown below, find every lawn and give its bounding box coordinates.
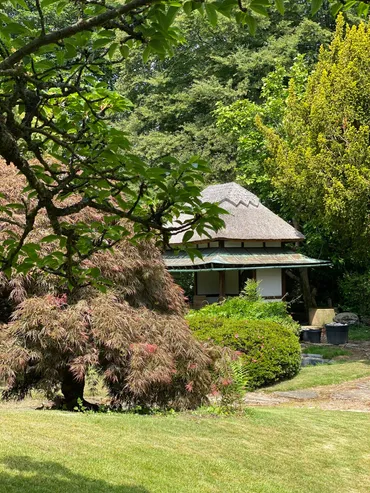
[349,324,370,341]
[0,407,370,493]
[302,346,350,359]
[265,360,370,392]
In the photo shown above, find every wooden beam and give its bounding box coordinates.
[219,270,226,300]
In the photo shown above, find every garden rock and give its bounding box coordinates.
[333,312,359,325]
[301,354,333,367]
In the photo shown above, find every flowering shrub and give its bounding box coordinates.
[189,316,301,389]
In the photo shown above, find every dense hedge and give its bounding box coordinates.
[189,315,301,389]
[187,296,300,334]
[339,272,370,316]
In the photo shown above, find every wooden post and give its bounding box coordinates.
[299,267,311,320]
[219,271,226,300]
[282,268,286,298]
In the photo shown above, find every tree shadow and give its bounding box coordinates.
[0,456,150,493]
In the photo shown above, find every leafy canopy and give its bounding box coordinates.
[0,0,368,286]
[261,14,370,265]
[115,1,335,185]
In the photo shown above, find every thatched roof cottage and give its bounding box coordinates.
[164,182,329,306]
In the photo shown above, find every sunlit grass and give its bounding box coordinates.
[265,360,370,392]
[0,407,370,493]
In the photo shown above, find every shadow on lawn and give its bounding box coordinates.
[0,456,150,493]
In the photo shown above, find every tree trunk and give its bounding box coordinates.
[299,267,311,321]
[61,368,85,410]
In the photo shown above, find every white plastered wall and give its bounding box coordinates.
[256,268,282,298]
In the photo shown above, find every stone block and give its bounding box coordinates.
[309,308,336,327]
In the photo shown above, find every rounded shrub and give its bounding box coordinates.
[189,315,301,389]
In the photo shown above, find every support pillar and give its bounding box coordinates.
[219,271,226,300]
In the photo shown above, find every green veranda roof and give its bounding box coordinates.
[163,247,331,272]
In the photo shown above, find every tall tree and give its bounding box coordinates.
[216,55,310,204]
[115,1,335,182]
[0,0,368,286]
[261,14,370,267]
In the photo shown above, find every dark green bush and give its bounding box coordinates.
[339,272,370,316]
[189,315,301,389]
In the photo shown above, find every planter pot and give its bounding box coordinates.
[325,323,348,345]
[301,328,322,343]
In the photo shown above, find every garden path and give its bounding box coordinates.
[245,340,370,412]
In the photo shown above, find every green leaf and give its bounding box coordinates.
[40,0,60,7]
[149,39,167,55]
[93,37,112,50]
[183,230,194,243]
[108,42,119,60]
[342,0,357,11]
[330,1,342,15]
[250,2,269,16]
[89,267,101,278]
[120,44,130,58]
[40,235,60,243]
[143,45,151,63]
[251,0,270,5]
[245,14,257,35]
[275,0,284,15]
[205,3,218,26]
[311,0,323,15]
[183,1,193,14]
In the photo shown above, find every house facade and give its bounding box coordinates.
[164,182,329,306]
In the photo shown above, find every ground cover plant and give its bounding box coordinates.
[349,325,370,341]
[1,407,370,493]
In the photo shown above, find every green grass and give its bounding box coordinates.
[266,360,370,392]
[349,324,370,341]
[0,407,370,493]
[302,346,350,359]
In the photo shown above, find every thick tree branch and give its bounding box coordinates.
[0,0,153,70]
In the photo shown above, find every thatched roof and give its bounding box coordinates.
[169,182,304,244]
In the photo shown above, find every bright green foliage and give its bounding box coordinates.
[115,3,334,183]
[239,278,263,301]
[186,286,300,333]
[261,15,370,265]
[339,272,370,316]
[189,316,301,388]
[216,55,310,202]
[0,0,367,285]
[217,357,250,412]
